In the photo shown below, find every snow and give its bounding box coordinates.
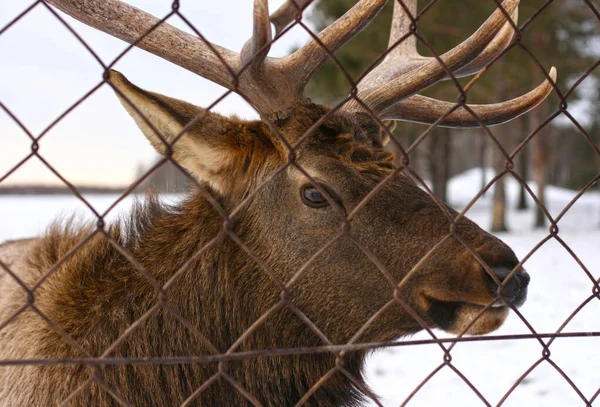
[1,169,599,406]
[365,170,600,407]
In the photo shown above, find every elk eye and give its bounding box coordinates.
[301,186,329,208]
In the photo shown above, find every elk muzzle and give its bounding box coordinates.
[418,246,530,336]
[485,266,530,308]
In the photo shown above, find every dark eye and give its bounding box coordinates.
[301,186,329,208]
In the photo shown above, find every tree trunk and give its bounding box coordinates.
[531,106,550,228]
[429,128,451,202]
[597,144,600,229]
[479,135,487,194]
[491,72,510,233]
[516,117,529,210]
[530,31,551,229]
[491,136,509,233]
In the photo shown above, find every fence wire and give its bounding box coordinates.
[0,0,599,406]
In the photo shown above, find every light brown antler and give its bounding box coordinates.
[45,0,556,127]
[241,0,273,68]
[269,0,314,36]
[45,0,387,115]
[341,0,557,127]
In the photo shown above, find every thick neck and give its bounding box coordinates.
[38,191,371,406]
[148,191,371,407]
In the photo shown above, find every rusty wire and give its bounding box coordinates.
[1,0,599,406]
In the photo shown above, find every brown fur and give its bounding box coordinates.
[0,72,528,406]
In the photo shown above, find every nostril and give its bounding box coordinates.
[519,270,531,288]
[490,266,512,282]
[483,267,504,293]
[498,275,521,301]
[485,266,529,305]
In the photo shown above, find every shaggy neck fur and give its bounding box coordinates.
[1,191,370,407]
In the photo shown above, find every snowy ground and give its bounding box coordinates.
[1,169,599,406]
[364,170,600,407]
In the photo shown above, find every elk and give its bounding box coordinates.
[0,0,553,406]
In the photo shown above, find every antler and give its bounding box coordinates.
[45,0,556,127]
[269,0,314,36]
[341,0,557,127]
[45,0,386,116]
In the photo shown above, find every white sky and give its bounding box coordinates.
[2,1,596,187]
[0,1,313,186]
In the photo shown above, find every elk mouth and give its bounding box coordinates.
[425,297,509,336]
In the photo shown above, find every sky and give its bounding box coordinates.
[1,1,596,187]
[0,0,312,186]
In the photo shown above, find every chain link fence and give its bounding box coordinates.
[1,0,599,405]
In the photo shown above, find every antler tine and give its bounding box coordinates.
[380,67,557,127]
[454,6,518,77]
[382,0,518,80]
[46,0,241,90]
[269,0,314,36]
[45,0,295,113]
[344,0,520,114]
[241,0,272,68]
[347,0,423,91]
[47,0,555,124]
[388,0,418,58]
[280,0,389,91]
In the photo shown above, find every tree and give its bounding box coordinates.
[305,0,599,230]
[135,157,191,194]
[428,128,451,202]
[516,116,529,210]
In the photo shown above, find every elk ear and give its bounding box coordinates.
[378,121,395,147]
[108,70,245,194]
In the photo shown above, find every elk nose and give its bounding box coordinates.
[484,266,530,307]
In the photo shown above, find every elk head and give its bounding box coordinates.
[47,0,553,340]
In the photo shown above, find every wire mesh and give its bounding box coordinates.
[0,0,599,406]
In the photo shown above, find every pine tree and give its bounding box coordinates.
[304,0,599,231]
